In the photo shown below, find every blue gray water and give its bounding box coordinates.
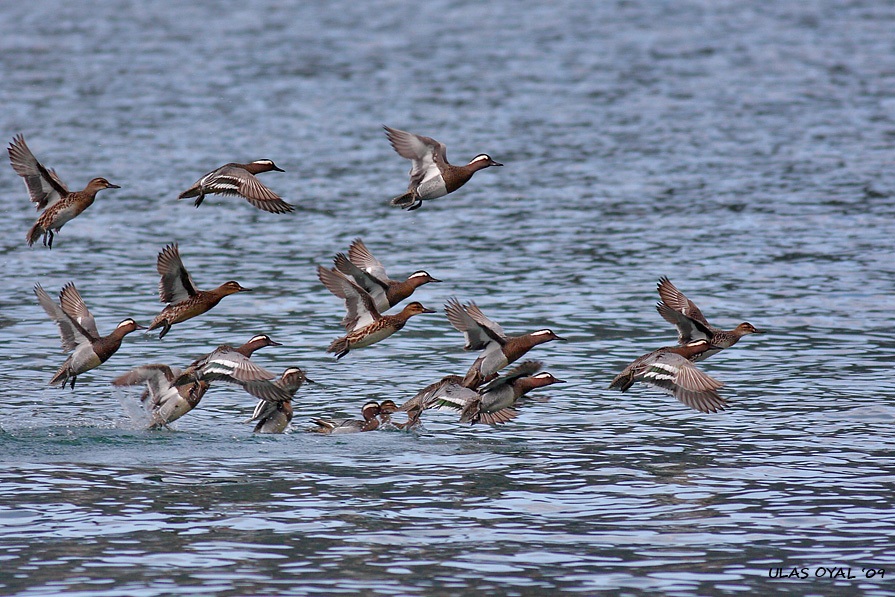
[2,0,895,595]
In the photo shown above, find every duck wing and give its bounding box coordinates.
[157,243,198,304]
[112,364,178,395]
[199,349,277,383]
[7,134,69,210]
[656,277,716,342]
[333,253,389,308]
[384,126,447,188]
[346,238,392,285]
[480,360,543,392]
[238,378,296,402]
[317,266,380,330]
[445,297,506,350]
[34,283,94,350]
[208,165,294,214]
[248,399,277,423]
[420,378,478,412]
[638,352,726,413]
[58,282,100,340]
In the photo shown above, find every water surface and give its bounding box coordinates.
[1,0,895,595]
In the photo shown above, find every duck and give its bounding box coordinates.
[392,375,468,430]
[181,340,298,403]
[112,364,210,428]
[399,374,466,415]
[356,399,405,430]
[317,265,435,359]
[34,282,143,388]
[177,159,293,213]
[113,336,288,427]
[608,339,726,413]
[247,367,312,434]
[376,399,400,427]
[418,361,565,425]
[444,297,564,388]
[8,134,119,248]
[148,243,251,339]
[180,334,283,384]
[311,401,384,434]
[383,125,502,210]
[656,276,764,361]
[332,238,440,315]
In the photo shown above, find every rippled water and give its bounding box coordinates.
[2,0,895,595]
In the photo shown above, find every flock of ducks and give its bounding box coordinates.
[10,127,763,434]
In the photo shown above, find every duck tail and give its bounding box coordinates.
[26,221,44,246]
[462,361,488,389]
[327,337,350,360]
[147,318,171,339]
[390,191,421,210]
[458,398,483,424]
[311,419,336,432]
[608,370,634,392]
[49,360,71,387]
[461,370,480,389]
[177,186,207,207]
[177,185,199,199]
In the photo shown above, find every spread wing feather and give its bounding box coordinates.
[157,243,198,304]
[8,134,69,210]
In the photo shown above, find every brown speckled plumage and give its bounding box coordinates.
[9,134,119,249]
[148,243,251,339]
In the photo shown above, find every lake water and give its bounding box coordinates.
[2,1,895,595]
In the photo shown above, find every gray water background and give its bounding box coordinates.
[1,0,895,595]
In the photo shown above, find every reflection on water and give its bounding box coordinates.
[2,0,895,594]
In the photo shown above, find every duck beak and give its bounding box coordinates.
[134,322,147,330]
[430,277,442,283]
[491,161,503,167]
[239,286,253,292]
[273,166,285,172]
[107,183,121,189]
[268,339,284,346]
[753,328,766,334]
[422,307,437,314]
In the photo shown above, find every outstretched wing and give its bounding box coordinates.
[639,352,726,413]
[199,349,277,383]
[8,134,69,210]
[445,297,505,350]
[239,379,296,403]
[479,360,542,393]
[317,266,380,330]
[34,283,92,351]
[346,238,391,285]
[333,253,389,309]
[112,364,177,396]
[656,277,715,343]
[157,243,198,304]
[207,165,294,213]
[58,282,100,340]
[384,126,446,189]
[446,298,507,349]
